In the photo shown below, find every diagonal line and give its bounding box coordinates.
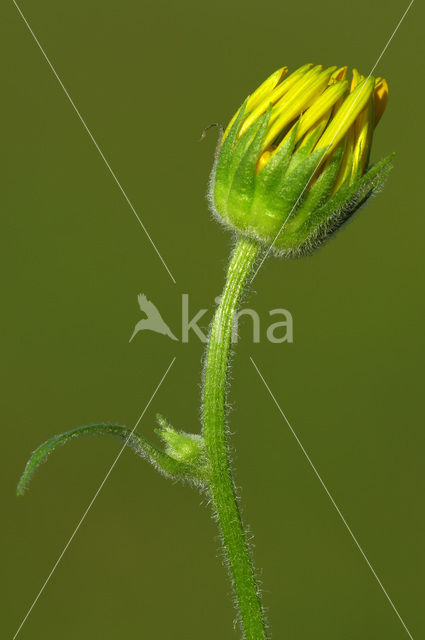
[11,356,176,640]
[250,356,414,640]
[12,0,176,285]
[251,0,415,283]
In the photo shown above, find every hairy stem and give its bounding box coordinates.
[202,235,267,639]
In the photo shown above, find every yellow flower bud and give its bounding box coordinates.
[209,62,394,256]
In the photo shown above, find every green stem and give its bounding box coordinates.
[202,235,267,639]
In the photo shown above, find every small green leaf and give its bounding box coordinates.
[16,423,197,496]
[155,414,208,483]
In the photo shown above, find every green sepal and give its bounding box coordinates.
[286,141,314,174]
[16,423,195,496]
[315,152,394,225]
[294,145,344,225]
[226,119,263,194]
[263,147,326,239]
[226,107,271,229]
[285,153,395,255]
[213,100,247,214]
[290,122,328,167]
[250,125,298,229]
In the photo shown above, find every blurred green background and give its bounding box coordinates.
[2,0,423,638]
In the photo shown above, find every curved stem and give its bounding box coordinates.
[202,235,268,639]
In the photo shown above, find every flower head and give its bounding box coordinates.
[209,64,393,256]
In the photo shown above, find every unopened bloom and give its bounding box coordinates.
[209,64,393,256]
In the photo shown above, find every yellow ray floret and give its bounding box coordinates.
[246,67,288,112]
[298,113,332,151]
[330,66,348,83]
[350,68,364,92]
[222,67,288,140]
[333,125,355,192]
[239,63,313,137]
[295,80,348,142]
[261,66,336,150]
[352,97,374,177]
[374,77,389,126]
[316,77,375,155]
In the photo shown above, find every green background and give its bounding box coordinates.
[2,0,423,638]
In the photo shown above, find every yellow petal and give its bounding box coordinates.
[331,80,349,117]
[295,80,348,142]
[246,67,288,112]
[352,98,374,176]
[222,67,288,141]
[239,63,313,137]
[298,112,332,150]
[374,77,389,126]
[261,66,336,150]
[350,68,363,92]
[330,66,348,83]
[332,127,355,193]
[316,77,375,156]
